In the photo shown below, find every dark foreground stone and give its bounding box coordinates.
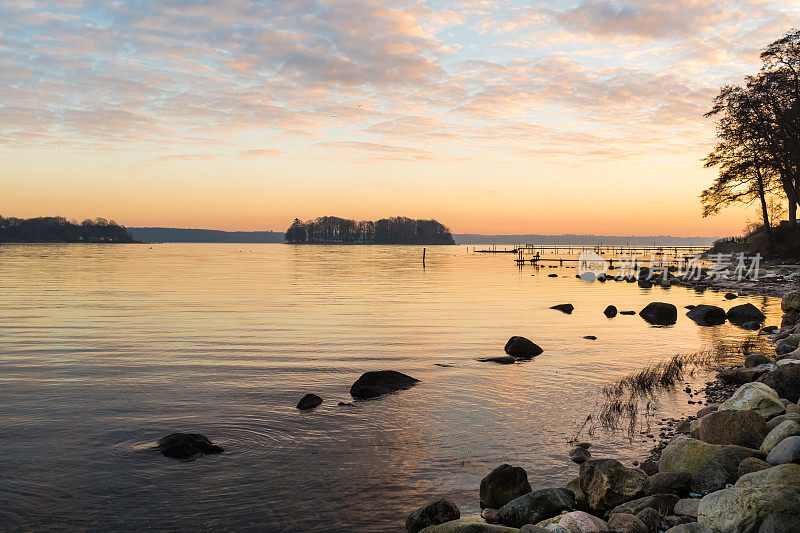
[640,302,678,325]
[604,305,618,318]
[157,433,223,459]
[550,303,574,314]
[406,499,460,533]
[497,488,575,528]
[726,303,766,325]
[686,304,726,326]
[350,370,419,399]
[297,393,323,410]
[480,464,532,509]
[504,336,543,359]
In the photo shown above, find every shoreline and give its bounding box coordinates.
[405,281,800,533]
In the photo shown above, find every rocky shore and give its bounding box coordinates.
[404,289,800,533]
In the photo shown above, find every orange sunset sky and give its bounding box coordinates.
[3,1,800,237]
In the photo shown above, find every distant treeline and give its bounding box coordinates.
[128,227,284,243]
[0,216,136,243]
[285,216,455,244]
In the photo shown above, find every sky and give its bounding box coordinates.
[2,0,800,236]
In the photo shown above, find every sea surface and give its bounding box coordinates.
[0,244,782,531]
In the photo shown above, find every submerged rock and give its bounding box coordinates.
[497,488,575,528]
[686,305,726,326]
[583,335,597,341]
[480,464,532,510]
[156,433,223,460]
[550,303,574,314]
[349,370,419,399]
[296,393,323,410]
[725,303,766,325]
[479,356,518,364]
[620,311,636,315]
[504,336,544,359]
[639,302,678,325]
[406,499,461,533]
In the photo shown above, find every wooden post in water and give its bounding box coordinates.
[423,248,426,268]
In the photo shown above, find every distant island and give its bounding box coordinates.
[128,227,284,243]
[0,216,136,243]
[285,216,455,245]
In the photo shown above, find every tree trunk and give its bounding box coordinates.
[754,164,773,252]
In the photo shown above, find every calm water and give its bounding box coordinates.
[0,244,782,531]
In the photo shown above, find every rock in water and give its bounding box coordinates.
[718,382,785,419]
[296,393,323,410]
[658,436,761,494]
[725,292,738,300]
[349,370,419,399]
[697,485,800,532]
[766,436,800,465]
[406,499,460,533]
[570,446,592,464]
[725,303,766,325]
[639,302,678,325]
[480,464,532,509]
[744,353,772,368]
[504,336,543,359]
[497,488,575,528]
[550,304,574,314]
[758,364,800,403]
[686,304,726,326]
[690,409,766,448]
[604,305,618,318]
[478,356,518,364]
[579,459,648,512]
[157,433,223,459]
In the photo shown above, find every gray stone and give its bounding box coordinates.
[718,382,785,419]
[735,463,800,490]
[156,433,223,459]
[697,485,800,533]
[767,413,800,432]
[658,436,762,494]
[407,499,461,533]
[497,488,575,529]
[715,365,773,385]
[419,519,520,533]
[570,447,592,464]
[766,435,800,465]
[480,464,532,510]
[761,420,800,454]
[663,525,709,533]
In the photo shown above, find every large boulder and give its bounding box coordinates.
[418,519,519,532]
[579,459,649,512]
[658,436,762,494]
[718,382,785,419]
[407,500,461,533]
[504,337,543,359]
[689,409,766,448]
[639,302,678,325]
[735,463,800,490]
[725,303,766,325]
[606,493,679,517]
[557,511,607,532]
[156,433,223,459]
[758,364,800,403]
[782,291,800,313]
[480,464,532,509]
[697,485,800,532]
[646,472,690,496]
[350,370,419,399]
[686,305,726,326]
[497,488,575,528]
[760,420,800,454]
[766,435,800,465]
